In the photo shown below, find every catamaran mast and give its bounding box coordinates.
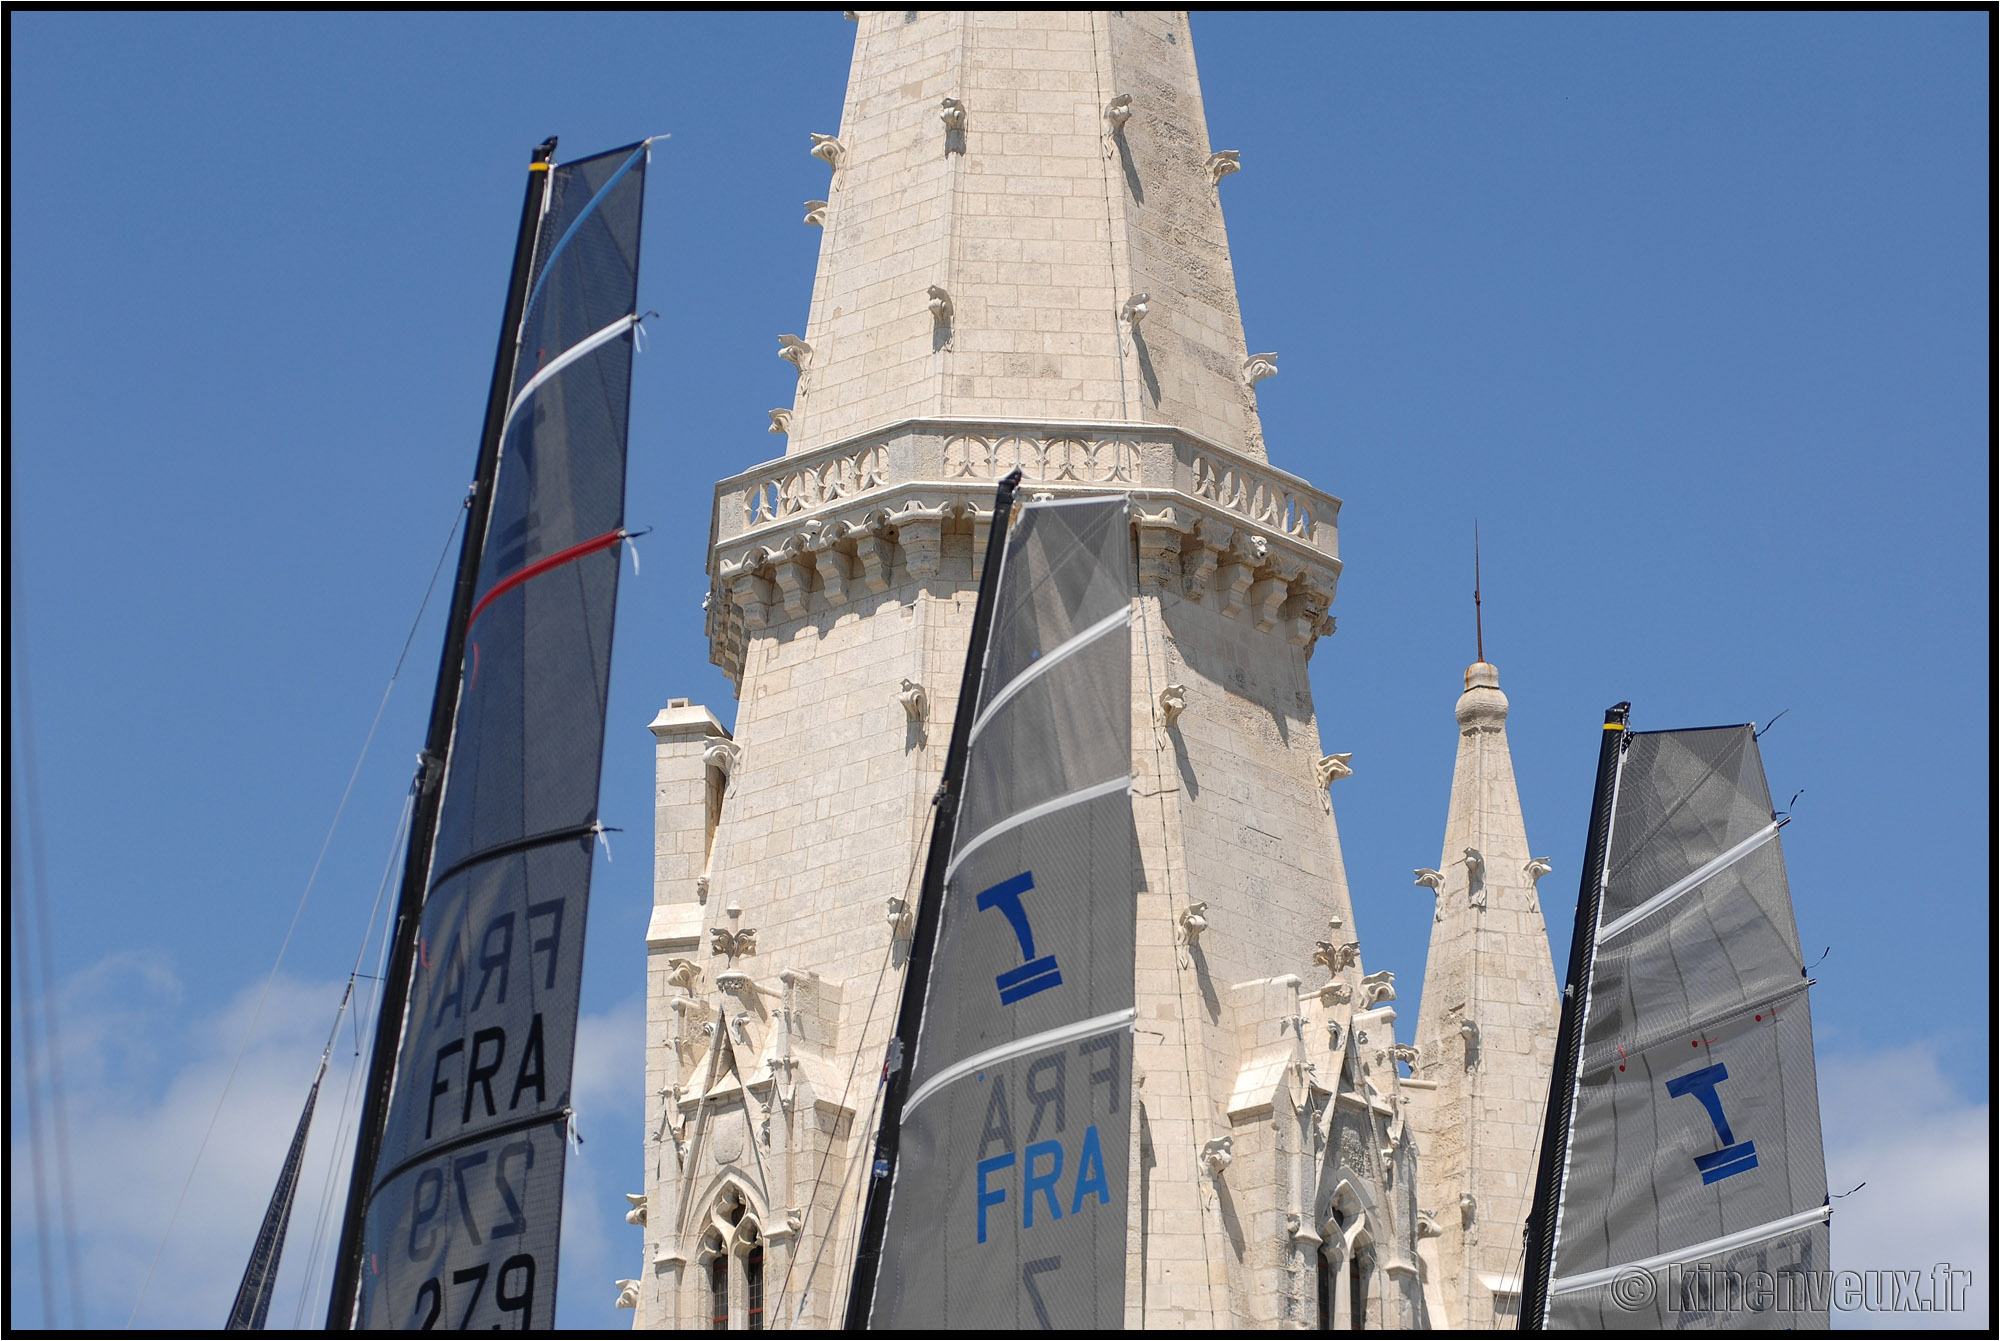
[324,137,557,1330]
[844,470,1024,1329]
[1518,702,1628,1331]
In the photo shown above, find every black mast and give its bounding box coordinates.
[1518,701,1629,1331]
[844,469,1025,1330]
[324,137,557,1330]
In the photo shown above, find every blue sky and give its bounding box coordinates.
[9,11,1988,1331]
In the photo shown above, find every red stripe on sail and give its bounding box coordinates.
[467,528,623,631]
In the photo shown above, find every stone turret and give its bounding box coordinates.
[1403,661,1561,1328]
[642,13,1421,1329]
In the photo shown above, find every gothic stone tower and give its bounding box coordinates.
[1402,661,1560,1328]
[634,13,1425,1329]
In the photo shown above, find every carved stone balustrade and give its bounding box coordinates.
[706,418,1343,683]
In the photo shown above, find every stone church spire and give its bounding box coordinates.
[1404,660,1561,1329]
[779,9,1272,460]
[642,13,1428,1330]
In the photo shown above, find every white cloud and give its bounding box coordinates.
[8,960,653,1332]
[9,951,358,1329]
[1822,1042,1990,1330]
[558,991,648,1330]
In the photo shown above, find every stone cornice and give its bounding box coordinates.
[704,418,1344,683]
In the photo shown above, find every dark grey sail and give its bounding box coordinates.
[868,495,1137,1330]
[346,140,650,1330]
[226,1061,325,1329]
[1527,716,1829,1330]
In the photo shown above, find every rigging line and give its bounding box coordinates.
[777,802,937,1326]
[9,820,58,1328]
[1497,1003,1561,1326]
[778,560,950,1326]
[304,860,401,1325]
[126,498,462,1327]
[833,1073,894,1321]
[1131,575,1222,1323]
[9,562,86,1328]
[291,791,412,1327]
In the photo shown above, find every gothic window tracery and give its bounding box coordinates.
[693,1183,771,1331]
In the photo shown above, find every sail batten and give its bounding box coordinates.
[1550,1205,1833,1297]
[1596,821,1783,944]
[967,605,1131,741]
[944,775,1133,884]
[905,1007,1138,1116]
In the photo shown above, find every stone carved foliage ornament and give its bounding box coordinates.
[745,445,890,525]
[898,678,928,723]
[1413,868,1445,891]
[1121,292,1150,326]
[1187,454,1314,540]
[809,133,844,167]
[711,926,758,961]
[703,738,741,783]
[938,96,966,132]
[1105,93,1133,129]
[711,903,757,962]
[615,1280,640,1310]
[1243,352,1279,386]
[666,959,702,995]
[1156,683,1186,728]
[624,1193,648,1227]
[777,334,811,371]
[1359,970,1396,1008]
[1314,752,1353,787]
[803,199,828,227]
[1200,1134,1234,1177]
[1207,149,1241,184]
[944,433,1140,485]
[1179,901,1209,947]
[1314,940,1360,974]
[1525,856,1554,885]
[767,408,792,435]
[926,284,953,326]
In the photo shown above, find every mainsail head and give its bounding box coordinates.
[1526,714,1829,1330]
[862,495,1137,1329]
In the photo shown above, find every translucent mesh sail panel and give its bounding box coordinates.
[356,142,646,1330]
[870,497,1136,1329]
[1547,726,1829,1330]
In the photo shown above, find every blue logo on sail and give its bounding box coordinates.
[1665,1063,1758,1184]
[977,871,1062,1004]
